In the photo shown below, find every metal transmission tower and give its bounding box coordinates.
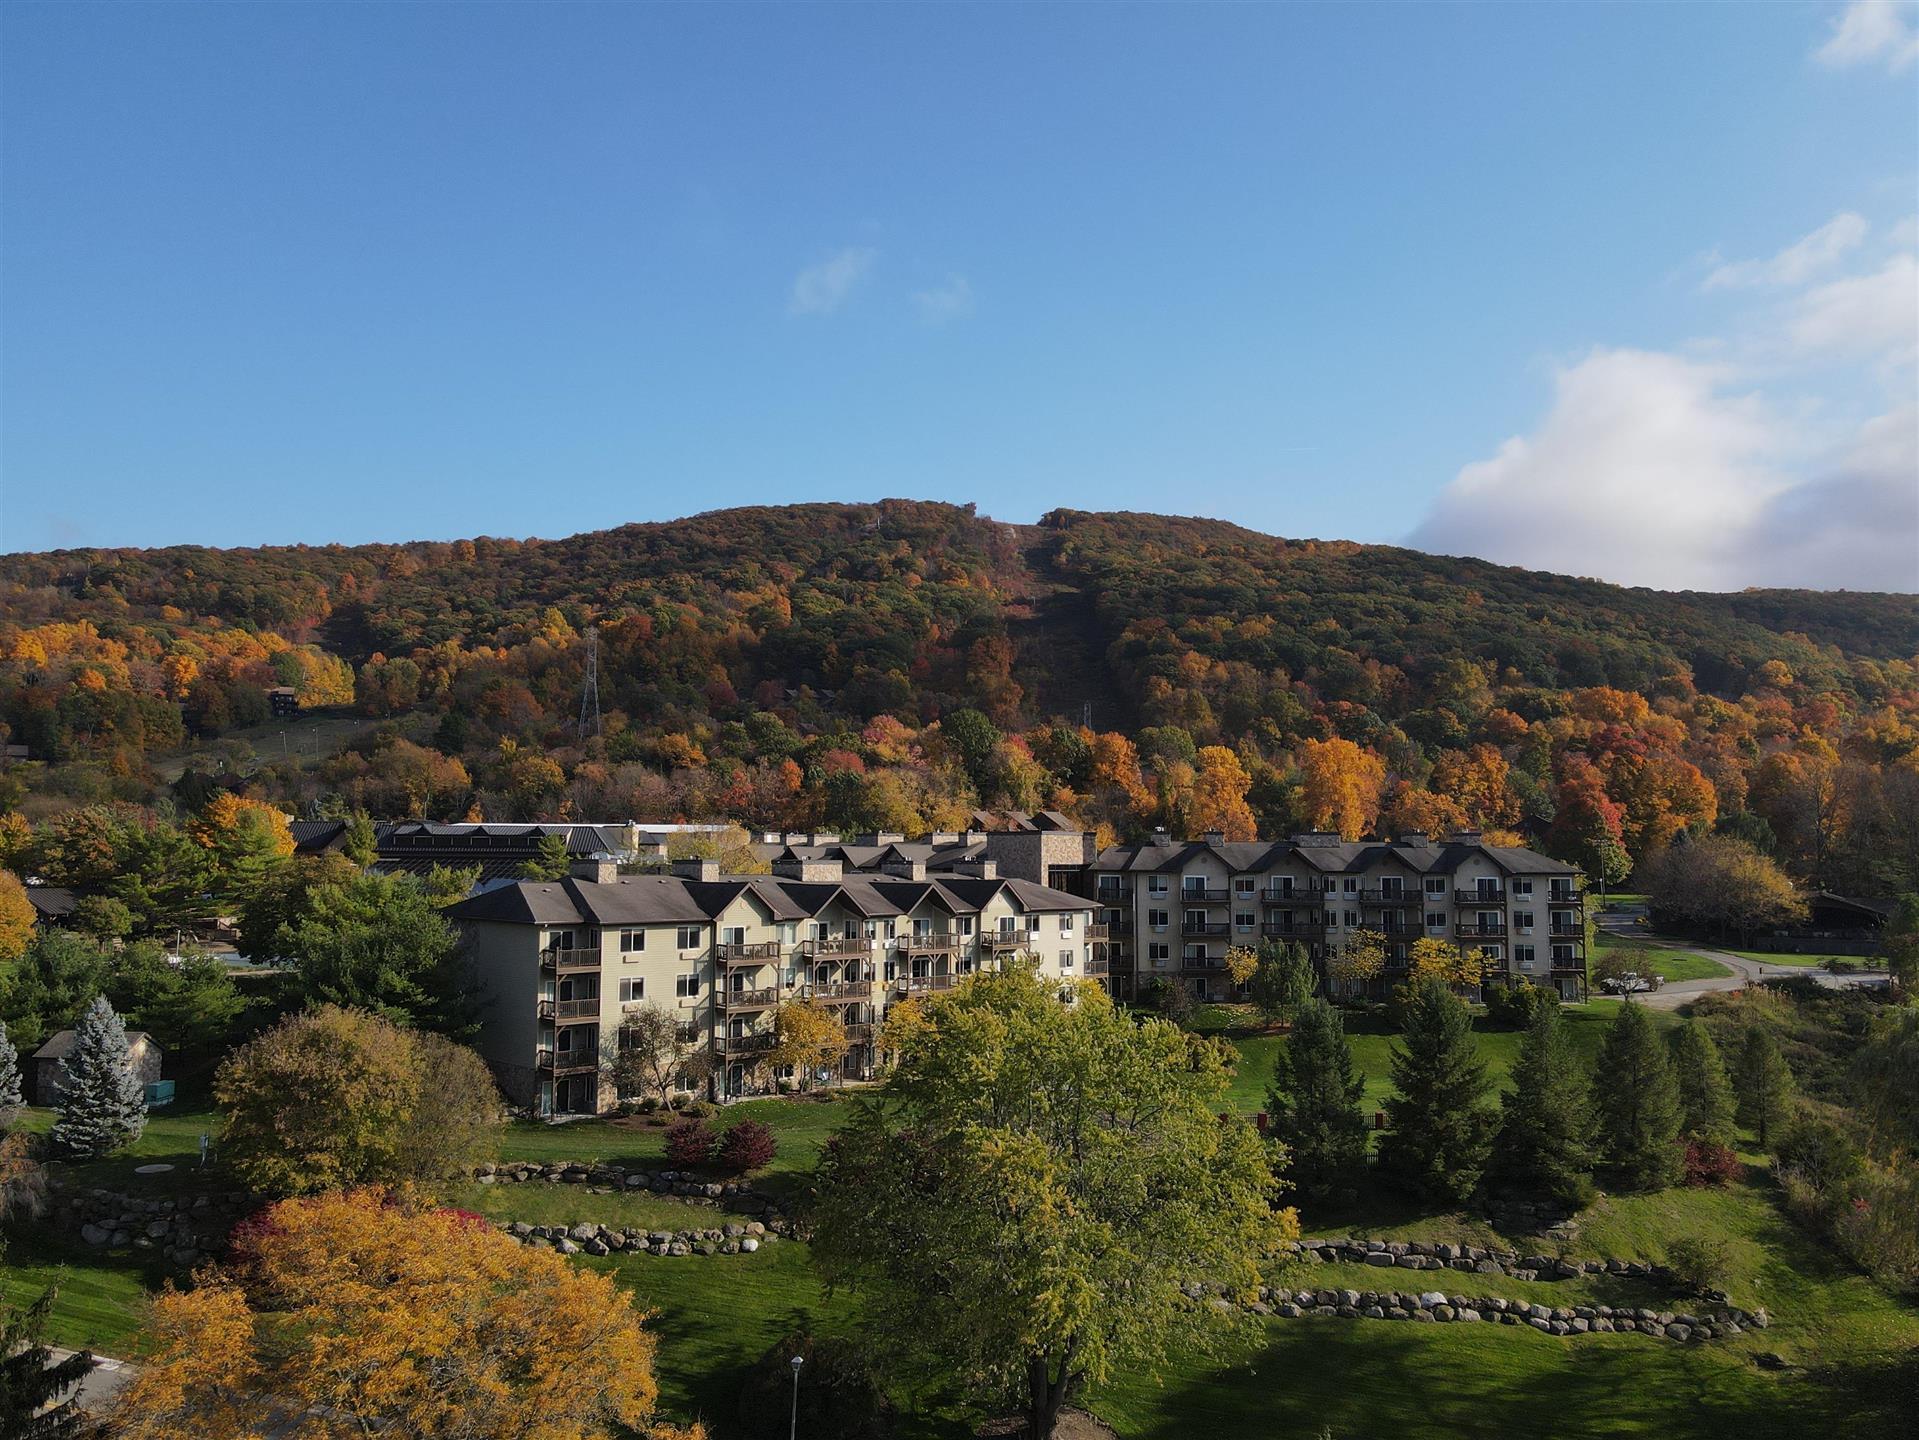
[578,627,602,740]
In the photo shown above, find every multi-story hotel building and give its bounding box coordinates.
[445,857,1099,1116]
[1073,830,1586,1004]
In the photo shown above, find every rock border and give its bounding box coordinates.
[1248,1284,1768,1342]
[504,1218,780,1257]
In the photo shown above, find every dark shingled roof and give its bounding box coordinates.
[1089,835,1576,878]
[25,885,75,919]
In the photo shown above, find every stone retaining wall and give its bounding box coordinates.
[473,1161,793,1229]
[1251,1284,1766,1341]
[504,1218,781,1257]
[51,1181,247,1270]
[1287,1237,1692,1291]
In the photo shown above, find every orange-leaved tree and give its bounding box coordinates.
[112,1188,696,1440]
[1294,739,1386,841]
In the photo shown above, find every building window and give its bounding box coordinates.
[1059,950,1075,971]
[1148,942,1170,961]
[1235,912,1256,931]
[619,929,645,954]
[1148,876,1168,896]
[675,973,699,998]
[1342,878,1358,893]
[1514,945,1536,967]
[1552,944,1575,963]
[1513,911,1535,932]
[1148,908,1169,931]
[1234,877,1256,896]
[1343,910,1358,927]
[1513,879,1534,896]
[1426,878,1446,895]
[958,916,975,936]
[1059,914,1075,934]
[677,926,702,950]
[1427,912,1446,930]
[619,978,644,1003]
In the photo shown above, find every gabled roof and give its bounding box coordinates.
[33,1028,156,1060]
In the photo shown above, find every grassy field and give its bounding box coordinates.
[1722,949,1884,971]
[11,1008,1918,1437]
[1592,931,1734,984]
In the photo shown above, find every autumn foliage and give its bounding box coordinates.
[113,1188,681,1440]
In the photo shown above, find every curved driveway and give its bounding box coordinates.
[1594,903,1887,1011]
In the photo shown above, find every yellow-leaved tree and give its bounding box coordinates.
[1407,936,1479,989]
[772,997,848,1089]
[0,869,35,967]
[1223,945,1260,985]
[113,1188,696,1440]
[1324,928,1386,993]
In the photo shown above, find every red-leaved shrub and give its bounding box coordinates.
[665,1117,716,1168]
[717,1119,777,1174]
[1683,1139,1741,1187]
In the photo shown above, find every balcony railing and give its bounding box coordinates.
[538,997,600,1022]
[1457,921,1508,939]
[536,1049,598,1076]
[1181,920,1231,938]
[716,1032,778,1057]
[1085,958,1110,976]
[897,973,959,994]
[1261,920,1323,939]
[903,932,959,955]
[1179,958,1229,976]
[715,941,783,966]
[987,932,1036,952]
[1548,885,1586,903]
[1359,887,1422,906]
[1456,889,1507,906]
[540,947,599,972]
[843,1023,876,1043]
[1084,924,1110,942]
[718,985,781,1011]
[803,980,872,1004]
[1263,885,1328,903]
[804,936,873,959]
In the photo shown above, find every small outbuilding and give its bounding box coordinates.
[29,1028,164,1107]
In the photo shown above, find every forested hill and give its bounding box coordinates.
[2,500,1916,894]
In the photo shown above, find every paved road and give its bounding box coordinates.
[50,1348,136,1416]
[1595,903,1887,1010]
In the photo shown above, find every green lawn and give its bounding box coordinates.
[1724,950,1884,971]
[445,1180,743,1233]
[1592,932,1734,984]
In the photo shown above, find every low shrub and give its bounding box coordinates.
[1666,1235,1733,1297]
[1485,983,1558,1031]
[1832,1162,1919,1289]
[680,1100,713,1119]
[664,1117,715,1168]
[1682,1139,1742,1188]
[716,1119,777,1174]
[1775,1112,1864,1200]
[636,1097,660,1114]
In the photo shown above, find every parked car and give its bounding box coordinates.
[1599,971,1659,995]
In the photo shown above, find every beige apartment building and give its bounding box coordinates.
[445,857,1100,1116]
[1079,830,1587,1004]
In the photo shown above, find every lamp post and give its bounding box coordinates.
[789,1353,804,1439]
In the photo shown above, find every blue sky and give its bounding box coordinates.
[3,1,1915,589]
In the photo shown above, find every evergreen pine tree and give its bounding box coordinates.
[0,1286,95,1436]
[1265,997,1369,1202]
[1592,1001,1683,1190]
[1376,979,1495,1205]
[1489,997,1596,1209]
[1734,1024,1794,1150]
[48,996,147,1160]
[0,1019,21,1126]
[1667,1020,1735,1145]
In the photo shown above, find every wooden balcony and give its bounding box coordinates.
[1456,889,1507,906]
[1179,958,1229,976]
[803,980,873,1004]
[540,947,599,973]
[1263,886,1328,904]
[843,1023,876,1044]
[897,973,959,995]
[1181,920,1231,938]
[1359,887,1422,906]
[1085,923,1110,942]
[1179,887,1230,904]
[1085,958,1110,976]
[715,941,783,966]
[1261,920,1323,939]
[536,1049,598,1076]
[987,933,1035,952]
[1456,921,1508,939]
[538,997,600,1022]
[718,985,781,1011]
[716,1032,777,1057]
[804,936,873,959]
[1548,885,1586,904]
[903,932,959,956]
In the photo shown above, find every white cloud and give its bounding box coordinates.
[787,247,877,317]
[1789,252,1919,363]
[1814,0,1919,72]
[912,273,974,324]
[1409,219,1919,592]
[1704,212,1868,289]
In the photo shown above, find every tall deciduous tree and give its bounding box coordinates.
[216,1004,500,1196]
[1489,1000,1596,1209]
[1191,746,1257,840]
[1592,1002,1682,1190]
[1666,1021,1735,1146]
[1376,979,1496,1205]
[1294,738,1386,841]
[0,870,34,968]
[48,995,147,1159]
[1265,998,1368,1203]
[1734,1024,1794,1150]
[811,967,1285,1440]
[607,1004,688,1102]
[112,1189,678,1440]
[773,997,848,1089]
[1248,942,1315,1027]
